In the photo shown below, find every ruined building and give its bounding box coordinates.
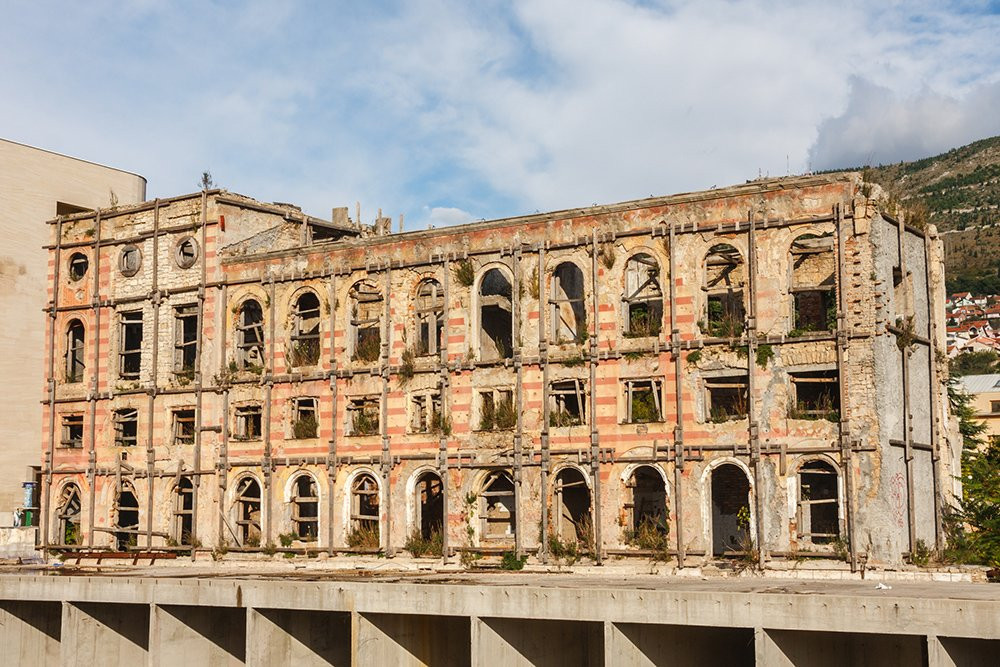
[40,173,956,567]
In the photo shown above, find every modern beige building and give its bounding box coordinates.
[958,374,1000,442]
[0,138,145,527]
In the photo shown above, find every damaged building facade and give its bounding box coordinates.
[39,173,956,568]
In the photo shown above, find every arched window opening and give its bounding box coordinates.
[711,464,751,556]
[415,472,444,543]
[705,244,746,338]
[173,477,194,545]
[480,470,515,541]
[236,299,265,370]
[622,253,662,338]
[349,473,380,549]
[798,460,839,545]
[114,483,140,551]
[625,467,667,542]
[68,253,89,282]
[479,269,513,360]
[350,281,382,363]
[790,234,836,333]
[553,468,592,546]
[291,291,321,366]
[234,477,262,547]
[550,262,586,343]
[415,279,444,356]
[57,484,82,546]
[291,475,319,541]
[66,319,85,383]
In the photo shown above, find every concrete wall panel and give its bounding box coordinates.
[0,600,60,665]
[151,604,245,666]
[247,607,349,666]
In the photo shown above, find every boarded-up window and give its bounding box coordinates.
[623,253,662,337]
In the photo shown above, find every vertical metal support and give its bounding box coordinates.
[538,247,550,560]
[263,273,277,547]
[897,219,918,555]
[217,282,229,547]
[192,193,209,547]
[41,217,64,550]
[439,258,452,560]
[146,200,161,548]
[924,232,945,550]
[380,265,393,554]
[87,211,103,547]
[668,222,686,567]
[834,203,858,571]
[747,209,765,568]
[589,231,603,564]
[327,272,338,555]
[512,247,524,557]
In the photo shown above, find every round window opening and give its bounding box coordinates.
[68,253,89,282]
[175,236,199,269]
[119,245,142,277]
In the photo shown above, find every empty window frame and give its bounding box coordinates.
[234,477,262,546]
[478,388,515,431]
[291,474,319,540]
[57,483,82,545]
[991,400,1000,414]
[172,409,195,446]
[623,253,663,337]
[415,279,445,356]
[346,397,380,436]
[480,470,516,540]
[290,291,321,366]
[797,460,839,544]
[549,379,586,427]
[118,310,143,379]
[173,477,194,545]
[623,379,663,423]
[624,466,668,535]
[65,319,85,383]
[705,374,749,422]
[174,304,198,376]
[704,244,746,338]
[114,483,140,550]
[553,467,592,544]
[68,252,89,282]
[61,414,83,448]
[113,408,138,447]
[350,280,382,363]
[415,472,444,540]
[175,236,199,269]
[350,473,380,537]
[291,397,318,439]
[479,268,513,360]
[789,369,840,420]
[234,404,263,441]
[790,234,836,333]
[236,299,265,369]
[410,391,443,433]
[550,262,587,343]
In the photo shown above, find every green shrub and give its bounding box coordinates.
[292,414,318,439]
[404,528,443,557]
[500,551,528,570]
[346,524,380,550]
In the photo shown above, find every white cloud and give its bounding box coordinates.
[422,206,476,229]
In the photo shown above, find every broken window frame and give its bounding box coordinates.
[60,414,84,448]
[174,236,199,269]
[350,472,380,537]
[234,476,262,547]
[478,268,514,361]
[415,278,445,357]
[549,262,587,343]
[789,233,837,333]
[291,396,318,439]
[622,253,663,338]
[553,467,592,545]
[622,379,664,424]
[65,319,85,383]
[114,482,140,550]
[119,244,142,277]
[173,304,198,377]
[233,404,263,441]
[172,409,196,446]
[704,244,746,338]
[68,252,89,282]
[350,280,383,363]
[549,379,586,427]
[290,290,322,367]
[113,408,138,447]
[346,396,380,436]
[410,391,443,434]
[118,310,143,379]
[291,474,319,541]
[235,299,265,370]
[788,369,840,420]
[480,470,516,541]
[704,373,750,423]
[797,460,840,544]
[415,471,444,540]
[477,388,515,431]
[173,476,194,545]
[57,483,82,545]
[624,465,668,536]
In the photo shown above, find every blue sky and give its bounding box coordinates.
[3,1,999,229]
